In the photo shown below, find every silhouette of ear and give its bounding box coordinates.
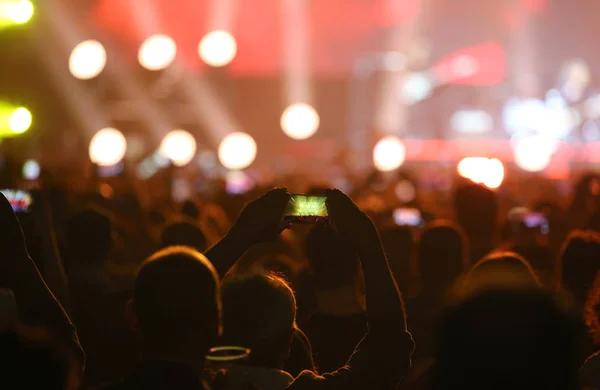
[125,299,138,331]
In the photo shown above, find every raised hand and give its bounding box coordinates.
[228,188,291,246]
[326,189,379,251]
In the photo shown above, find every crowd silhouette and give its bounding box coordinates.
[2,171,600,390]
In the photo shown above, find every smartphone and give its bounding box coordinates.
[393,207,423,227]
[0,189,32,213]
[521,212,549,234]
[284,194,328,223]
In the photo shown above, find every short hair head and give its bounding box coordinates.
[558,230,600,307]
[305,224,360,291]
[221,273,296,368]
[417,220,468,291]
[463,251,541,293]
[133,246,221,355]
[160,220,208,253]
[432,287,582,390]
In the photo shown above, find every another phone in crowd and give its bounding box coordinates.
[521,211,549,234]
[393,207,423,227]
[0,189,32,213]
[284,194,328,223]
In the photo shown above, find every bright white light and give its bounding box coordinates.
[483,158,505,189]
[22,159,40,180]
[159,130,197,167]
[451,109,493,134]
[218,132,257,170]
[502,98,546,135]
[138,34,177,71]
[9,107,32,133]
[5,0,34,24]
[513,135,554,172]
[373,136,406,172]
[457,157,504,189]
[280,103,320,140]
[69,40,107,80]
[198,30,237,67]
[399,72,433,105]
[561,59,590,102]
[503,96,575,140]
[89,128,127,166]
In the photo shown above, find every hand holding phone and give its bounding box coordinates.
[284,194,328,224]
[326,189,378,249]
[393,208,423,227]
[0,189,32,213]
[229,188,291,245]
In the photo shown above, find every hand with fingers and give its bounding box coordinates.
[228,187,292,247]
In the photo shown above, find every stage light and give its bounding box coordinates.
[22,159,39,180]
[89,128,127,166]
[513,135,553,172]
[457,157,504,189]
[399,72,433,105]
[451,109,493,134]
[483,158,504,189]
[373,136,406,172]
[218,132,257,170]
[138,34,177,71]
[198,30,237,67]
[69,40,107,80]
[9,107,31,133]
[159,130,197,167]
[561,59,590,102]
[1,0,34,25]
[280,103,320,140]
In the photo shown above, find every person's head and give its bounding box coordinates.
[464,251,540,293]
[130,246,221,360]
[160,219,208,253]
[181,199,201,220]
[380,225,414,293]
[64,207,113,266]
[454,184,498,239]
[0,327,77,390]
[305,224,360,291]
[558,230,600,307]
[221,273,296,369]
[584,272,600,345]
[432,287,582,390]
[417,220,468,293]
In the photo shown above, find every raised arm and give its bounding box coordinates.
[326,189,407,331]
[289,190,413,390]
[0,194,84,371]
[204,188,291,278]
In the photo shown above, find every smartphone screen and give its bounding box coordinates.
[1,189,32,213]
[521,212,549,234]
[393,208,422,226]
[284,195,328,222]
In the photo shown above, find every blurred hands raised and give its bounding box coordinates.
[229,188,291,247]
